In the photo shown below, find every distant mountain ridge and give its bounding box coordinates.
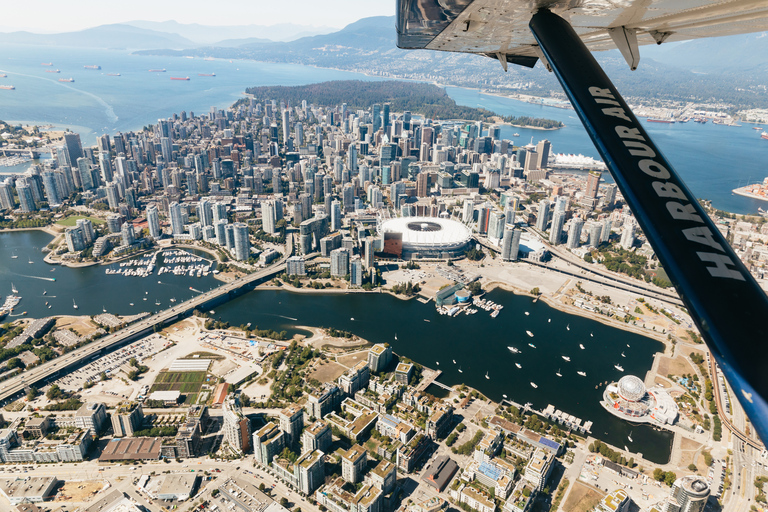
[123,20,336,44]
[0,24,197,50]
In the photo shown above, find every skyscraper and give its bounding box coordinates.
[550,210,566,246]
[331,247,350,277]
[233,222,250,261]
[169,202,184,235]
[535,199,551,232]
[620,222,636,249]
[567,217,584,249]
[350,257,364,287]
[262,200,276,234]
[147,205,161,239]
[121,222,136,247]
[63,133,83,167]
[65,226,86,252]
[42,171,61,206]
[664,475,710,512]
[535,139,551,168]
[586,170,602,198]
[331,200,342,231]
[222,395,251,453]
[501,227,521,261]
[16,179,36,212]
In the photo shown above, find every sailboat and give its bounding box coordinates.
[458,367,463,373]
[621,352,626,358]
[72,299,78,310]
[28,257,33,264]
[614,364,625,372]
[628,431,633,442]
[102,306,106,313]
[590,332,594,337]
[562,355,571,361]
[10,251,17,259]
[395,333,398,340]
[11,283,18,294]
[485,372,490,380]
[566,324,570,331]
[42,290,47,295]
[452,359,456,364]
[556,368,562,377]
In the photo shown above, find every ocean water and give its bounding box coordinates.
[1,44,766,215]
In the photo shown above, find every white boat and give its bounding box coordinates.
[590,332,593,337]
[350,317,354,320]
[621,352,626,358]
[628,431,633,442]
[436,361,440,366]
[485,372,490,380]
[42,290,47,295]
[10,252,17,259]
[170,297,176,302]
[503,394,507,398]
[395,334,398,340]
[528,343,536,348]
[155,300,161,306]
[515,363,522,369]
[508,346,519,354]
[625,445,629,452]
[458,367,463,373]
[143,297,147,301]
[579,344,585,349]
[73,299,78,310]
[524,311,530,315]
[577,371,586,376]
[556,368,562,377]
[129,303,134,306]
[567,324,570,331]
[526,330,534,337]
[548,318,551,322]
[452,359,456,364]
[102,306,106,313]
[562,355,571,361]
[614,364,624,372]
[530,382,538,388]
[627,344,630,347]
[11,283,18,294]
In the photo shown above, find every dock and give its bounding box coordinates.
[500,398,592,434]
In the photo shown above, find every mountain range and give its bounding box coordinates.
[2,16,768,107]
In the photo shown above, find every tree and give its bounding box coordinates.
[46,384,63,400]
[664,471,677,486]
[27,387,38,401]
[7,357,24,370]
[280,498,289,507]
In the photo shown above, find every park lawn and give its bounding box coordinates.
[57,215,105,226]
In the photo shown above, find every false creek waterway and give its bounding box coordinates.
[1,229,673,463]
[1,44,768,214]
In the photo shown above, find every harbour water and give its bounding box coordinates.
[1,44,768,213]
[0,229,673,463]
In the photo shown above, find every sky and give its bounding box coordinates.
[2,0,395,33]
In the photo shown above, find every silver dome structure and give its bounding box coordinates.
[617,375,646,402]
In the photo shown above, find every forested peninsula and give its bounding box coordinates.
[243,81,563,129]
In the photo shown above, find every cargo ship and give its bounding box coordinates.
[198,73,216,77]
[0,85,15,90]
[0,73,7,78]
[83,65,101,69]
[171,76,190,80]
[148,68,166,72]
[41,62,53,66]
[45,69,60,73]
[58,78,74,82]
[106,73,121,76]
[646,118,675,123]
[762,132,768,140]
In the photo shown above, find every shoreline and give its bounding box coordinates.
[732,185,768,203]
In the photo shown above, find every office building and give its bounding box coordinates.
[75,402,107,433]
[620,222,636,249]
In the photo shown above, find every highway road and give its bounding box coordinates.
[0,237,303,405]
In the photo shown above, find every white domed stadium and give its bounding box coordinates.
[603,374,679,425]
[379,216,472,260]
[617,375,646,402]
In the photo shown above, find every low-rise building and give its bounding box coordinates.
[0,477,58,504]
[394,362,414,384]
[25,416,53,439]
[75,402,107,433]
[315,477,383,512]
[56,429,92,462]
[459,485,495,512]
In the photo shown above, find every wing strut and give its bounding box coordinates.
[529,9,768,447]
